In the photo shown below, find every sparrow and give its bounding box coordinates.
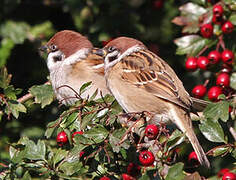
[39,30,110,105]
[93,37,210,168]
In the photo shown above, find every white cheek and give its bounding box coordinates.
[104,51,120,70]
[47,51,64,71]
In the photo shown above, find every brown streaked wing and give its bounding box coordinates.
[120,49,192,110]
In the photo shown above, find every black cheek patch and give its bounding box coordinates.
[53,55,62,62]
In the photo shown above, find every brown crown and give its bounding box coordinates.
[104,37,147,54]
[47,30,93,58]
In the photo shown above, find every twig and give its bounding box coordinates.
[17,93,33,103]
[228,121,236,141]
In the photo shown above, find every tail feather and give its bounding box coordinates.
[185,126,210,168]
[169,104,210,168]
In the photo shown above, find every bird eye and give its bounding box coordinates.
[108,46,116,52]
[50,44,58,52]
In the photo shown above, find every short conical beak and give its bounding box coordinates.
[39,45,49,53]
[92,48,107,57]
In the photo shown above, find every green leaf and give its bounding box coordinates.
[0,38,15,67]
[109,128,130,152]
[79,81,92,95]
[53,149,68,167]
[212,146,231,157]
[203,101,230,122]
[199,119,226,143]
[59,160,83,176]
[232,148,236,159]
[229,13,236,25]
[166,162,185,180]
[0,21,29,44]
[84,124,109,143]
[174,35,216,56]
[7,100,27,118]
[230,72,236,90]
[4,85,22,100]
[22,171,32,180]
[25,140,46,160]
[0,67,11,88]
[29,84,54,108]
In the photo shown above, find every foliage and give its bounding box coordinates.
[0,0,235,179]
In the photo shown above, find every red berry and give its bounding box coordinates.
[188,151,200,166]
[145,124,159,139]
[127,162,141,176]
[100,176,110,180]
[122,173,135,180]
[212,15,223,25]
[152,0,164,9]
[72,131,83,140]
[222,21,234,34]
[208,50,221,64]
[200,24,213,38]
[139,150,155,166]
[213,4,224,17]
[197,56,210,70]
[192,85,207,98]
[221,50,234,64]
[216,73,230,87]
[56,131,68,146]
[79,151,85,158]
[185,57,198,71]
[218,168,230,177]
[208,86,222,101]
[222,172,236,180]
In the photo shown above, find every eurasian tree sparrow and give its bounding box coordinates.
[39,30,110,105]
[93,37,210,168]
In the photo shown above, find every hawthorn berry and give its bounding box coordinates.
[207,86,222,101]
[218,168,230,177]
[192,85,207,98]
[127,162,141,176]
[72,131,83,140]
[221,50,234,64]
[197,56,210,70]
[222,21,234,34]
[216,73,230,87]
[122,173,135,180]
[213,4,224,17]
[208,50,221,64]
[212,15,223,25]
[139,150,155,166]
[185,57,198,71]
[56,131,68,146]
[152,0,164,10]
[100,176,110,180]
[188,151,200,166]
[200,24,213,38]
[145,124,159,139]
[222,172,236,180]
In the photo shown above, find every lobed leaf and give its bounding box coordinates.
[166,162,185,180]
[29,84,54,108]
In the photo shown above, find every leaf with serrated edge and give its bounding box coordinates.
[199,119,226,143]
[174,35,215,56]
[230,72,236,90]
[166,162,185,180]
[203,101,230,122]
[84,125,109,144]
[7,100,26,118]
[29,84,54,108]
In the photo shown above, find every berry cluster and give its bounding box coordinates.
[185,3,235,102]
